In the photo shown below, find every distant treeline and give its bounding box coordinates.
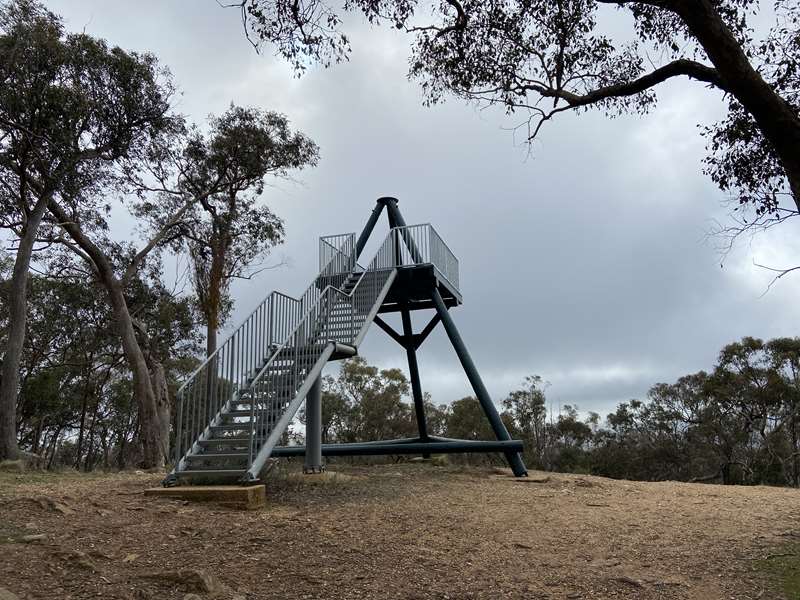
[305,339,800,487]
[4,258,799,487]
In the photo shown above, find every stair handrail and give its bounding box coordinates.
[176,234,356,397]
[245,228,399,393]
[245,229,402,470]
[244,223,460,391]
[171,223,460,477]
[172,233,356,469]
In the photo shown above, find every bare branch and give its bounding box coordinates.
[527,59,728,107]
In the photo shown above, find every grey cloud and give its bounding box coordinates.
[47,1,800,418]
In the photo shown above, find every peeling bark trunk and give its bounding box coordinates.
[103,276,167,469]
[0,195,49,461]
[675,0,800,209]
[46,200,168,469]
[206,326,218,359]
[147,358,171,464]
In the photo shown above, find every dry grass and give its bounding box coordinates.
[1,463,798,599]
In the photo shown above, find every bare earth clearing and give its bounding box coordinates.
[0,463,798,599]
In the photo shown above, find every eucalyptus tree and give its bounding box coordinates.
[46,124,234,468]
[233,0,800,230]
[178,105,318,356]
[0,0,172,461]
[503,375,549,467]
[765,337,800,486]
[1,258,198,469]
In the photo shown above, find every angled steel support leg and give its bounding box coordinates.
[383,198,425,263]
[356,200,386,260]
[430,289,528,477]
[401,308,430,457]
[304,375,324,474]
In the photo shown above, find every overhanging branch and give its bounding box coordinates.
[528,59,727,107]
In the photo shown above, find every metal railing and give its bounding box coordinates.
[392,223,460,292]
[319,233,355,277]
[318,224,460,293]
[172,223,461,475]
[172,233,356,469]
[244,228,402,473]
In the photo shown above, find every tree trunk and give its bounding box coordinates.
[103,276,167,468]
[46,199,168,469]
[206,325,217,358]
[147,357,172,464]
[74,373,92,469]
[0,195,49,461]
[792,413,799,487]
[204,241,226,357]
[675,0,800,209]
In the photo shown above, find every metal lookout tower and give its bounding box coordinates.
[164,198,527,486]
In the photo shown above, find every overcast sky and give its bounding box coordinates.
[46,1,800,418]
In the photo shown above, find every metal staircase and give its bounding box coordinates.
[166,223,459,485]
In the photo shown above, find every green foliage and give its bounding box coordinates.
[0,265,200,469]
[0,0,173,227]
[302,357,416,443]
[176,105,319,348]
[447,396,495,441]
[587,337,800,485]
[236,0,800,221]
[755,543,800,600]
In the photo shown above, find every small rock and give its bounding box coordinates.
[516,476,550,484]
[19,534,46,543]
[0,587,20,600]
[513,542,533,549]
[142,569,224,595]
[182,595,202,600]
[51,501,75,515]
[0,460,25,473]
[56,549,97,571]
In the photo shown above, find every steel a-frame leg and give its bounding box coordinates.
[304,375,324,474]
[430,289,528,477]
[401,308,430,457]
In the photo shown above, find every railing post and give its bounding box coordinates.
[248,385,257,468]
[304,375,324,474]
[174,392,184,467]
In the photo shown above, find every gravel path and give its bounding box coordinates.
[1,464,797,599]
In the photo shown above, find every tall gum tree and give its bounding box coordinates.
[233,0,800,231]
[0,0,171,461]
[49,105,315,468]
[176,105,318,357]
[48,124,233,468]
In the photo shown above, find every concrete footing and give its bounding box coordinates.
[144,485,266,510]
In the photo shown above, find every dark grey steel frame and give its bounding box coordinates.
[278,197,528,477]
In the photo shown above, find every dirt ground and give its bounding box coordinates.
[1,462,798,600]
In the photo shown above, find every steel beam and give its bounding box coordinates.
[373,315,405,346]
[382,197,425,264]
[401,308,429,452]
[355,200,386,259]
[413,313,441,349]
[304,375,323,474]
[271,439,524,457]
[430,288,528,477]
